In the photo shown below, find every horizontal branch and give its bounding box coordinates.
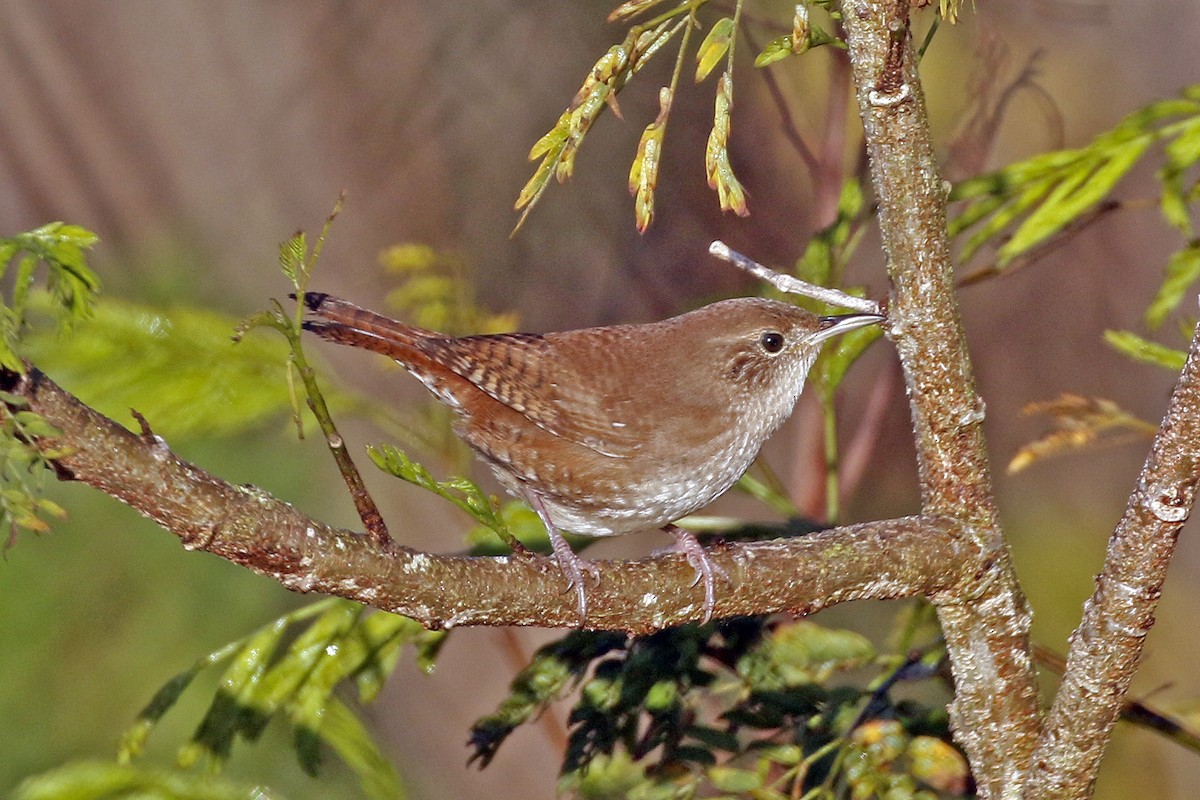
[7,365,979,633]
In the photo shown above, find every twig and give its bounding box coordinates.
[708,241,882,314]
[288,310,392,549]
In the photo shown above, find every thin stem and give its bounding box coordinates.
[665,8,694,99]
[287,316,392,548]
[821,397,840,523]
[709,241,883,314]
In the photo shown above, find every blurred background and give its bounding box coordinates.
[2,1,1199,797]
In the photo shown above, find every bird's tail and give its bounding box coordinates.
[297,292,434,360]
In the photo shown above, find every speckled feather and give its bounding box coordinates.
[301,292,882,621]
[303,294,835,531]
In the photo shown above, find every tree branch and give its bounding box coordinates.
[1026,311,1200,798]
[839,2,1040,795]
[5,364,979,633]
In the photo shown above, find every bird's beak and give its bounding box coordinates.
[813,312,886,344]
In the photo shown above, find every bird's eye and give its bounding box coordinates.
[760,331,785,354]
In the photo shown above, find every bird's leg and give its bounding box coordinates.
[663,524,729,623]
[522,488,600,624]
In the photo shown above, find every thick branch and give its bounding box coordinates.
[1027,314,1200,798]
[839,2,1039,795]
[7,365,977,633]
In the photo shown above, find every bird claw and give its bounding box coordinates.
[523,488,598,625]
[553,548,599,625]
[666,525,730,624]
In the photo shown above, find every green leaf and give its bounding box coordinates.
[695,17,734,82]
[707,765,762,793]
[25,296,341,440]
[13,761,266,800]
[1104,329,1188,371]
[121,599,424,795]
[0,222,102,372]
[629,88,671,232]
[317,698,404,800]
[754,34,795,67]
[999,136,1150,263]
[737,621,875,689]
[952,85,1200,272]
[368,443,516,546]
[1158,115,1200,236]
[817,324,883,393]
[795,178,865,286]
[279,232,307,283]
[1146,242,1200,328]
[705,72,749,217]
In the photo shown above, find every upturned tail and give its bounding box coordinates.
[298,292,434,361]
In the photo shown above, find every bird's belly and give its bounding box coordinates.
[485,429,761,537]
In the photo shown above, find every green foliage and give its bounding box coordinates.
[952,85,1200,474]
[753,3,844,68]
[799,181,880,398]
[118,598,443,800]
[237,196,346,440]
[13,761,271,800]
[514,13,688,232]
[517,1,862,232]
[694,17,734,83]
[629,88,672,232]
[1146,242,1200,330]
[368,442,562,555]
[470,618,966,799]
[378,242,518,337]
[1103,329,1188,372]
[0,389,68,544]
[368,443,511,534]
[0,222,101,372]
[0,222,101,545]
[628,12,694,233]
[950,84,1200,271]
[24,296,325,441]
[705,69,749,218]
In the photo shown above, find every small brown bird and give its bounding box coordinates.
[301,293,883,622]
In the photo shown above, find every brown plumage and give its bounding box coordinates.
[302,292,883,622]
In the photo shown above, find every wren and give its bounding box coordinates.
[301,292,884,623]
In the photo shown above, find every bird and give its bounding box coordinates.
[300,292,884,623]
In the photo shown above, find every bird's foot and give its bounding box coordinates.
[548,531,600,625]
[664,524,730,624]
[523,487,598,625]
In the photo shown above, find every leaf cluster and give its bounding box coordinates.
[471,616,967,799]
[0,222,100,545]
[951,85,1200,270]
[116,598,443,800]
[0,222,100,372]
[0,389,67,545]
[517,1,849,233]
[24,296,316,441]
[947,85,1200,471]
